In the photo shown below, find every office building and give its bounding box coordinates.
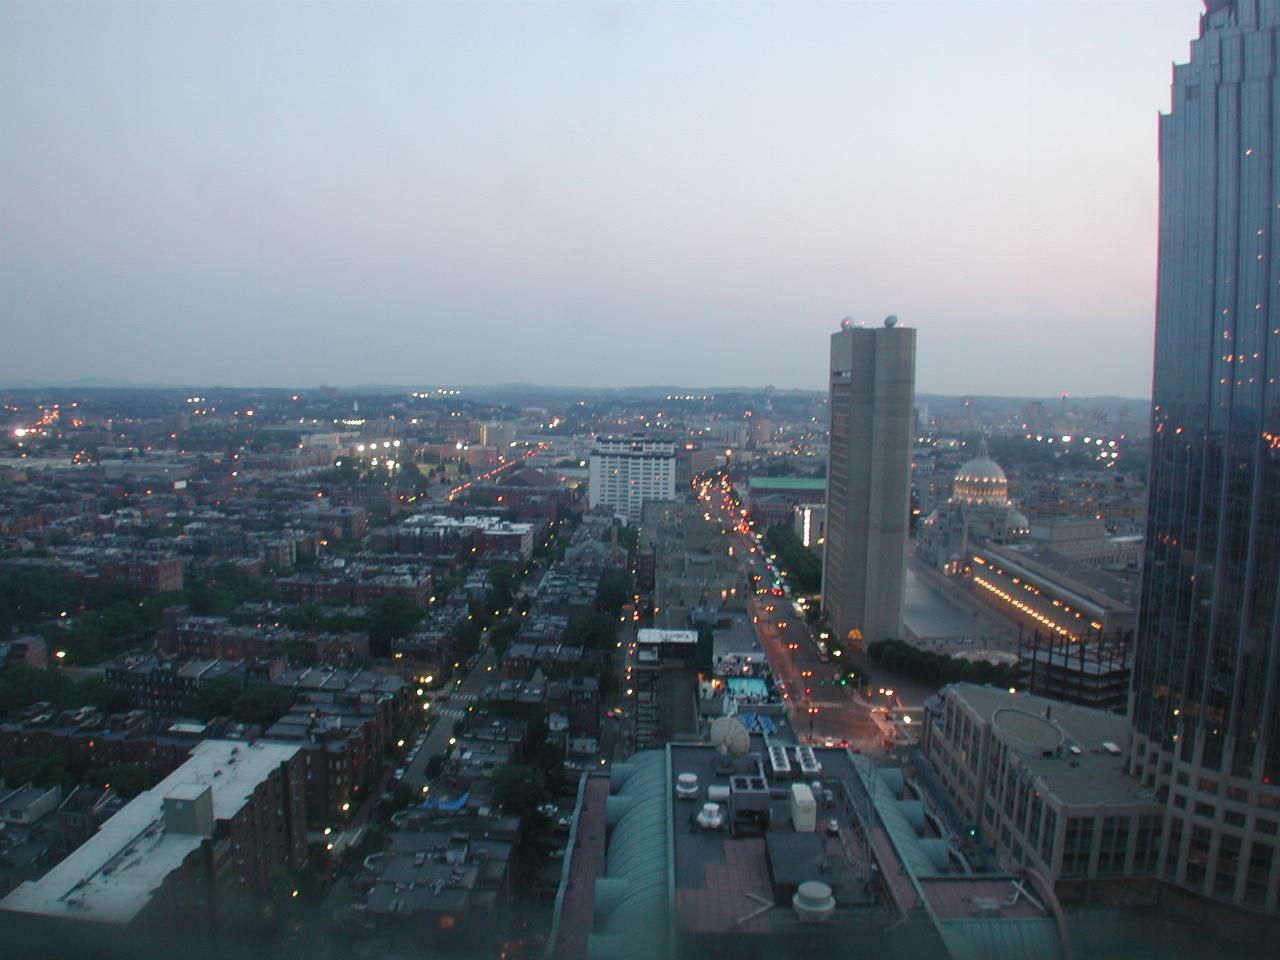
[822,319,916,644]
[587,434,676,524]
[1129,0,1280,914]
[923,685,1163,898]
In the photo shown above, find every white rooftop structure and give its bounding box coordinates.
[636,628,697,646]
[1,739,299,925]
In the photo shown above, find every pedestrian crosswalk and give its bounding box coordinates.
[803,701,853,710]
[454,692,479,702]
[435,707,468,719]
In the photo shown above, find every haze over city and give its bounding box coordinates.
[7,1,1280,959]
[1,0,1202,396]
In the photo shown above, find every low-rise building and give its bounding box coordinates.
[922,684,1162,899]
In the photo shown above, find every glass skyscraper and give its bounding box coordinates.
[1130,0,1280,912]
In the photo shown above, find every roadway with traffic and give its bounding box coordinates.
[695,474,911,751]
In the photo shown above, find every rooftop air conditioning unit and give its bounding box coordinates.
[695,803,725,830]
[676,772,699,800]
[792,881,835,923]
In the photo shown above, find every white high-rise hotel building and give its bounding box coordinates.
[588,435,676,524]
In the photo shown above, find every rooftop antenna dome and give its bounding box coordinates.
[884,314,899,328]
[709,716,750,757]
[839,316,855,331]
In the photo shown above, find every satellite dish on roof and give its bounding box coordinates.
[709,716,750,757]
[884,314,899,328]
[839,316,855,331]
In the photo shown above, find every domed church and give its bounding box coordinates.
[917,440,1028,572]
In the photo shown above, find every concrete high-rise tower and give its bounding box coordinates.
[821,318,916,646]
[1129,0,1280,913]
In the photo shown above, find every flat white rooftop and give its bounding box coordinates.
[1,739,299,925]
[636,628,697,645]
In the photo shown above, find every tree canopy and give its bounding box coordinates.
[365,595,425,657]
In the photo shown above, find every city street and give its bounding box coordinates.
[402,646,497,793]
[695,475,893,751]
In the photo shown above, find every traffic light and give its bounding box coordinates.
[804,687,811,695]
[839,678,847,686]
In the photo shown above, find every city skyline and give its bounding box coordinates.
[2,0,1202,396]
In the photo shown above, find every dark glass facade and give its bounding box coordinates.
[1132,0,1280,789]
[1130,1,1280,913]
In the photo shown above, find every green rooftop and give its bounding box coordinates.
[745,476,827,491]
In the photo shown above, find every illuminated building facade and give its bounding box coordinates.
[822,319,915,644]
[1129,0,1280,914]
[587,434,676,524]
[916,442,1030,573]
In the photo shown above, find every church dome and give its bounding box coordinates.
[952,442,1009,506]
[955,455,1006,485]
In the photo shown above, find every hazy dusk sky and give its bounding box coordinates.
[1,1,1205,397]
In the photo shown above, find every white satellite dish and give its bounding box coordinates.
[709,716,750,757]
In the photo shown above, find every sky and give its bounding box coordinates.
[0,0,1207,397]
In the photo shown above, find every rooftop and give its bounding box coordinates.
[977,542,1135,611]
[636,628,696,646]
[0,739,299,925]
[745,476,827,492]
[944,684,1155,808]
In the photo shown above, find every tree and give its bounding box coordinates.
[488,564,515,610]
[180,675,243,721]
[230,684,295,728]
[81,763,154,798]
[66,676,136,714]
[366,595,425,658]
[616,524,640,554]
[537,740,567,792]
[695,625,714,671]
[764,524,822,593]
[375,783,416,823]
[2,753,72,790]
[595,570,633,616]
[563,613,617,651]
[597,658,618,699]
[0,665,72,716]
[491,765,548,819]
[866,638,1018,689]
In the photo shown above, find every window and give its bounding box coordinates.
[1041,808,1058,864]
[1244,843,1273,907]
[1134,815,1161,875]
[1062,817,1095,877]
[1098,816,1131,876]
[1186,826,1211,885]
[1165,817,1184,881]
[1214,834,1241,898]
